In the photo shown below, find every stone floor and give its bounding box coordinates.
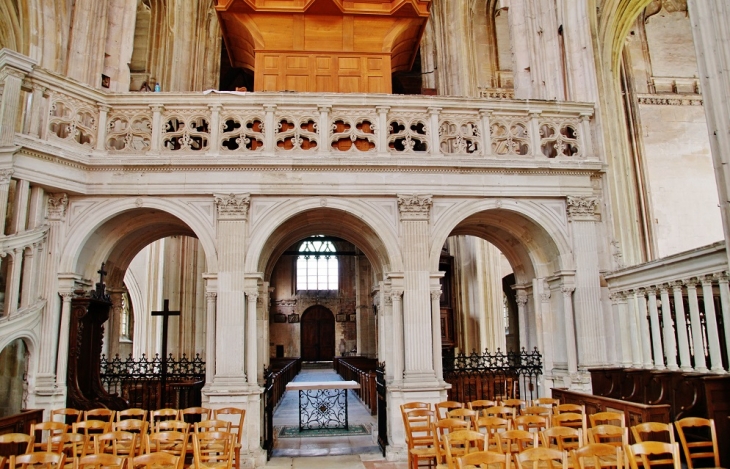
[265,365,407,468]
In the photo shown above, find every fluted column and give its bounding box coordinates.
[55,292,75,386]
[0,50,36,146]
[430,286,443,381]
[245,289,258,385]
[627,290,643,367]
[685,279,708,372]
[35,193,68,390]
[612,292,632,367]
[5,249,22,316]
[514,288,528,349]
[391,288,404,383]
[0,170,13,237]
[659,285,678,370]
[397,195,437,385]
[700,276,724,372]
[716,273,730,366]
[561,285,577,374]
[670,282,693,371]
[646,288,665,369]
[19,244,37,309]
[204,290,216,385]
[212,193,250,387]
[567,196,607,366]
[636,289,654,368]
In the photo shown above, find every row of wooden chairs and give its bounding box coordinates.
[51,408,239,427]
[0,430,235,469]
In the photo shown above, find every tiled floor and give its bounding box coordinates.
[265,365,407,468]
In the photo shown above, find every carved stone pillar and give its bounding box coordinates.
[0,50,36,146]
[685,279,707,372]
[659,285,678,370]
[561,284,577,374]
[391,287,404,384]
[19,244,38,309]
[204,290,216,385]
[514,288,528,349]
[715,273,730,366]
[626,290,643,367]
[636,289,654,368]
[397,195,437,385]
[566,196,607,366]
[611,292,632,367]
[430,285,443,381]
[245,288,258,385]
[700,276,724,373]
[212,193,250,387]
[670,282,693,371]
[55,292,75,387]
[0,170,14,236]
[107,289,125,359]
[646,287,665,369]
[35,193,68,390]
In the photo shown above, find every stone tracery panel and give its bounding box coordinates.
[105,110,152,152]
[539,118,581,158]
[162,109,210,152]
[276,111,318,151]
[220,112,265,152]
[439,113,482,156]
[48,93,97,148]
[330,110,377,153]
[388,113,429,154]
[490,115,530,156]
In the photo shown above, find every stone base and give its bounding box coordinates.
[26,381,66,420]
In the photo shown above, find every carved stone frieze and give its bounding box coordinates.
[637,95,702,106]
[566,196,599,222]
[214,193,251,220]
[397,194,432,221]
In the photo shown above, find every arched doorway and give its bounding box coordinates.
[300,306,335,361]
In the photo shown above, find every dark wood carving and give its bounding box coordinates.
[66,286,128,411]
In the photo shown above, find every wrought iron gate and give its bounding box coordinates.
[376,362,387,456]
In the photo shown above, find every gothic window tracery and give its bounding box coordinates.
[296,237,338,291]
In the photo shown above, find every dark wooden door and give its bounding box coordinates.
[301,306,335,361]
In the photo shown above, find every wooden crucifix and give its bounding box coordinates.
[152,299,180,407]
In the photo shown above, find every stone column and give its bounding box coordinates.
[646,288,665,369]
[561,284,577,374]
[430,284,443,382]
[0,50,36,146]
[685,279,708,372]
[627,290,643,367]
[514,287,528,349]
[390,287,404,384]
[35,193,68,390]
[566,196,607,366]
[0,170,13,235]
[687,1,730,269]
[670,282,693,371]
[636,289,654,368]
[397,195,437,386]
[19,244,38,309]
[245,288,258,385]
[715,273,730,366]
[700,276,724,373]
[204,290,216,385]
[4,249,22,316]
[612,292,632,367]
[55,292,75,386]
[107,289,125,359]
[659,285,678,371]
[211,193,250,388]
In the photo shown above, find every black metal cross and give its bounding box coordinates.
[152,299,180,406]
[95,263,107,297]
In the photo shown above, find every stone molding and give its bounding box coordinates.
[566,196,599,221]
[397,194,432,221]
[214,193,250,220]
[637,94,703,106]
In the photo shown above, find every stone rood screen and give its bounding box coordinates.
[215,0,430,93]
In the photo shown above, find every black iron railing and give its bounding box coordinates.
[442,348,543,402]
[100,353,205,410]
[376,362,387,456]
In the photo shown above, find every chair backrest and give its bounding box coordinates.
[51,409,83,426]
[149,409,180,428]
[401,402,431,416]
[496,429,538,455]
[95,431,138,457]
[456,450,509,469]
[155,420,189,433]
[144,430,187,469]
[572,443,623,469]
[589,411,625,428]
[213,408,245,446]
[552,412,586,434]
[403,408,436,450]
[84,409,115,422]
[532,398,560,408]
[436,401,464,420]
[555,404,584,415]
[193,432,234,469]
[468,400,497,414]
[435,418,471,437]
[10,452,65,469]
[73,420,110,439]
[631,422,675,445]
[49,432,87,458]
[0,433,34,455]
[194,419,232,433]
[516,447,568,469]
[674,417,721,469]
[626,442,681,469]
[30,421,67,451]
[483,406,516,420]
[130,452,179,469]
[113,419,148,435]
[540,426,582,451]
[475,416,511,450]
[180,407,212,426]
[447,409,479,428]
[588,425,628,446]
[75,453,126,469]
[447,429,487,454]
[514,415,548,433]
[501,399,526,411]
[522,406,552,418]
[116,409,147,422]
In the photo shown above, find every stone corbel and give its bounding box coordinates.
[566,195,600,222]
[47,193,69,221]
[397,194,432,221]
[214,193,251,221]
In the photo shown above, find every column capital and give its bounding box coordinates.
[245,289,259,300]
[391,289,404,299]
[700,275,715,285]
[566,196,599,222]
[205,291,217,299]
[397,194,432,221]
[0,169,13,184]
[515,294,528,306]
[609,291,625,303]
[214,193,251,221]
[713,272,729,284]
[682,277,700,287]
[430,289,442,301]
[47,193,69,220]
[561,286,575,295]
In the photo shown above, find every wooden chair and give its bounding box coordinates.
[84,409,115,423]
[150,409,180,429]
[483,406,516,420]
[212,408,244,469]
[74,454,126,469]
[675,417,722,469]
[468,400,497,415]
[444,431,488,468]
[130,453,179,469]
[403,408,438,469]
[587,425,628,447]
[514,415,549,434]
[194,420,232,433]
[501,399,526,413]
[448,409,479,430]
[588,411,625,428]
[0,433,34,469]
[552,413,587,435]
[456,450,510,469]
[112,419,148,435]
[95,431,138,458]
[626,442,680,469]
[180,407,212,427]
[436,401,464,421]
[51,409,83,426]
[402,402,432,416]
[541,427,583,452]
[73,420,110,455]
[144,431,187,469]
[50,433,88,460]
[555,404,584,415]
[31,421,67,452]
[532,398,560,409]
[155,421,189,434]
[516,447,568,469]
[572,443,623,469]
[192,432,234,469]
[8,452,65,469]
[495,430,538,459]
[523,406,553,419]
[116,409,147,422]
[631,422,675,445]
[474,416,511,452]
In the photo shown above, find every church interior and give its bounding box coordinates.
[0,0,729,467]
